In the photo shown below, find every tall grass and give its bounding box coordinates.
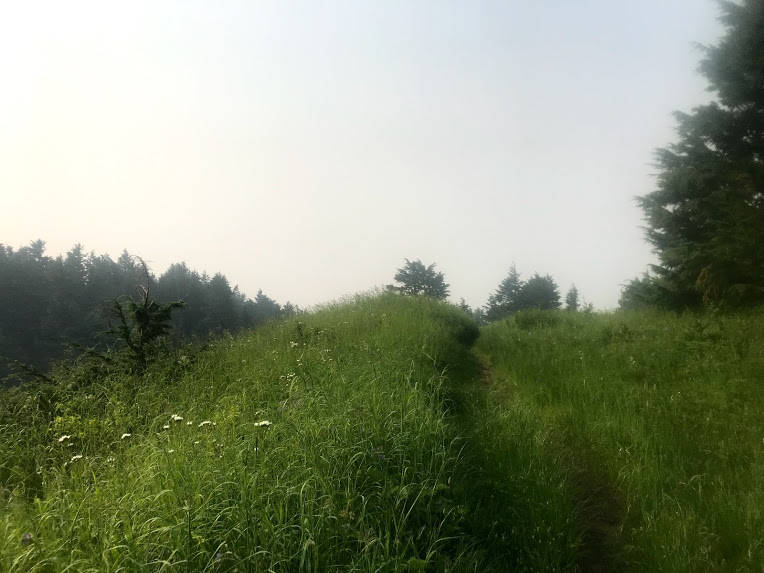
[477,307,764,571]
[5,295,759,571]
[0,294,485,572]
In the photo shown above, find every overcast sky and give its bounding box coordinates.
[1,1,725,309]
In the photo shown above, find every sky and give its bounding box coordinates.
[1,1,725,310]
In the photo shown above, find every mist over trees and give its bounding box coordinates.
[0,241,294,381]
[390,259,450,300]
[389,259,577,322]
[565,285,580,311]
[485,265,566,321]
[624,0,764,309]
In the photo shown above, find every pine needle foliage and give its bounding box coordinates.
[637,0,764,308]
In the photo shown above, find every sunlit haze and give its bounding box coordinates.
[1,1,725,309]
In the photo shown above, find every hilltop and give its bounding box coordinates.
[1,295,762,571]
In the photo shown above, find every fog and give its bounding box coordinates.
[1,0,724,309]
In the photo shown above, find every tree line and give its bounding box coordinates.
[390,258,584,323]
[0,241,296,381]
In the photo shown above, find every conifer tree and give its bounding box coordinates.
[518,273,561,310]
[111,259,185,372]
[486,264,523,321]
[638,0,764,307]
[565,285,580,311]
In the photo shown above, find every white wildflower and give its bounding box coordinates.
[254,420,272,427]
[290,341,299,348]
[198,420,213,427]
[58,435,71,443]
[70,454,83,462]
[162,424,170,430]
[107,457,115,463]
[121,433,131,440]
[193,441,200,446]
[170,414,183,422]
[186,421,193,426]
[167,449,176,454]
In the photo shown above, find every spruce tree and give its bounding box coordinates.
[486,264,523,321]
[110,259,185,372]
[518,273,561,310]
[565,285,580,311]
[638,0,764,307]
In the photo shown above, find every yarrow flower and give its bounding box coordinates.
[170,414,183,422]
[121,433,131,440]
[254,420,272,427]
[186,421,193,426]
[162,424,170,430]
[70,454,83,462]
[58,435,72,443]
[198,420,213,428]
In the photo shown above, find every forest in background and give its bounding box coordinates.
[0,241,295,383]
[2,0,762,382]
[1,241,587,385]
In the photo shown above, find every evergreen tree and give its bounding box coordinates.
[638,0,764,307]
[0,241,290,382]
[619,275,665,310]
[206,273,237,332]
[251,289,282,323]
[518,273,561,310]
[565,285,580,311]
[393,259,450,300]
[156,262,208,338]
[486,264,523,321]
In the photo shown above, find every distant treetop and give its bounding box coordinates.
[392,259,450,300]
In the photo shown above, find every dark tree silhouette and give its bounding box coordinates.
[636,0,764,308]
[393,259,450,300]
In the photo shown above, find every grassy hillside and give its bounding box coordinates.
[0,294,491,572]
[476,308,764,572]
[3,296,762,571]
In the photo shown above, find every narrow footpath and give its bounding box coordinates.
[448,346,627,572]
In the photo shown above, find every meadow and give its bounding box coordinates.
[476,307,764,571]
[1,295,762,571]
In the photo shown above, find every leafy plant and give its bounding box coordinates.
[110,258,185,372]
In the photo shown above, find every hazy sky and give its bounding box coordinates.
[1,1,725,309]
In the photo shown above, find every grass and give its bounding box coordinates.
[476,307,764,572]
[0,294,486,571]
[2,295,762,571]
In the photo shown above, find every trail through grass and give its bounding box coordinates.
[475,308,764,572]
[2,296,761,571]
